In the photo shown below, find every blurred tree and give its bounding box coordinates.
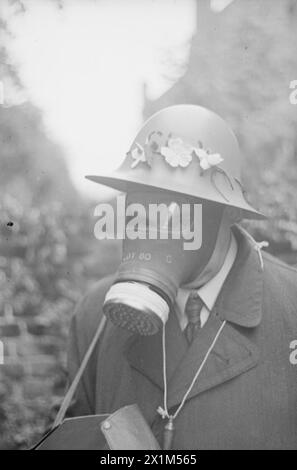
[0,103,79,207]
[144,0,297,257]
[0,1,79,207]
[0,0,121,449]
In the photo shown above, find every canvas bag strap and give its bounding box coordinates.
[53,315,107,429]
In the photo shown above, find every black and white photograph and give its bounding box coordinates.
[0,0,297,454]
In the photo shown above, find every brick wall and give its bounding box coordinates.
[0,284,74,448]
[0,196,121,449]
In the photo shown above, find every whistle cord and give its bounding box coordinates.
[158,319,226,450]
[238,226,268,271]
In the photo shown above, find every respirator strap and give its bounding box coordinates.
[52,315,107,429]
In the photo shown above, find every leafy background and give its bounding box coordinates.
[0,0,297,449]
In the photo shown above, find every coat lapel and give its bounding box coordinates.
[216,225,264,328]
[126,226,263,413]
[126,305,188,390]
[166,316,259,409]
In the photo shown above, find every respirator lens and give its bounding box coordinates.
[103,282,170,335]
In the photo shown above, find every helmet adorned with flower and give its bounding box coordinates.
[86,104,264,219]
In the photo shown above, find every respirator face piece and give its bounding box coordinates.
[103,191,225,335]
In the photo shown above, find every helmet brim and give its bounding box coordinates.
[86,173,266,221]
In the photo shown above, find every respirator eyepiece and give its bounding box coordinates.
[103,281,170,335]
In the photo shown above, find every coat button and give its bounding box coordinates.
[102,420,111,430]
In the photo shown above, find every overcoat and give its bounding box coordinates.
[67,227,297,449]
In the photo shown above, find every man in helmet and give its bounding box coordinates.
[66,105,297,450]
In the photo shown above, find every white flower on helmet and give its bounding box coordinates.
[160,137,193,168]
[195,147,224,170]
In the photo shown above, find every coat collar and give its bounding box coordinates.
[215,224,264,328]
[125,225,263,412]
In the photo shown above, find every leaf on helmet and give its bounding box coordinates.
[130,143,146,168]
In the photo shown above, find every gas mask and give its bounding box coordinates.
[103,190,227,335]
[88,105,263,334]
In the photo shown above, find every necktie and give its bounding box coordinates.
[184,291,204,344]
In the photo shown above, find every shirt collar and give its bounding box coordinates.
[176,232,238,316]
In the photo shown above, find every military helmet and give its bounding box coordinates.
[86,104,264,219]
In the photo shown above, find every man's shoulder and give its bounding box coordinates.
[262,251,297,309]
[263,251,297,280]
[78,274,116,314]
[73,274,116,341]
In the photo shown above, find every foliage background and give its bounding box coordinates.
[0,0,296,449]
[145,0,297,260]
